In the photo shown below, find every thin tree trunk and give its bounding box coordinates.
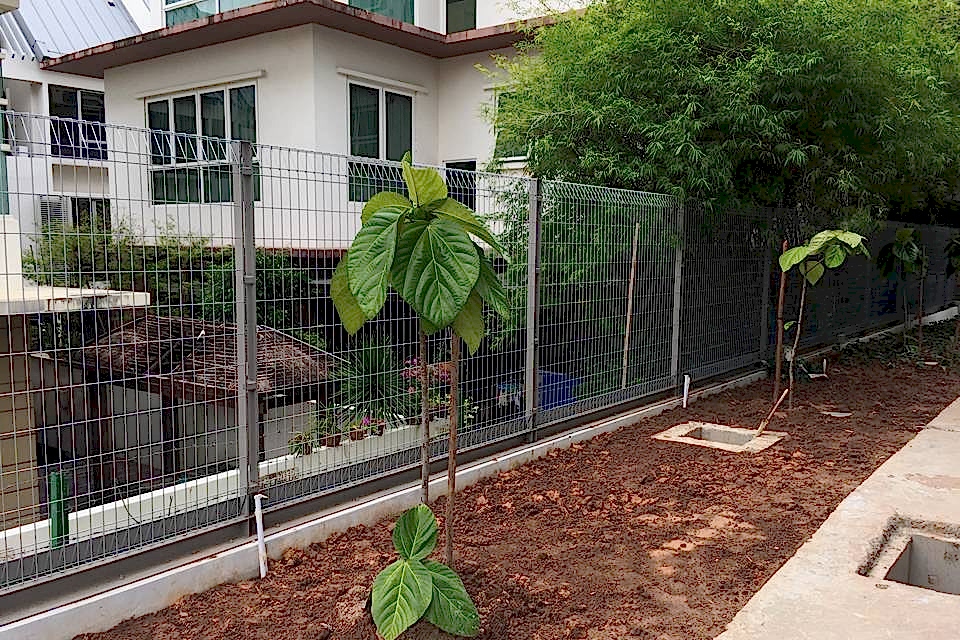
[788,278,807,411]
[445,332,460,567]
[902,276,910,349]
[773,240,788,400]
[955,275,960,348]
[917,276,925,355]
[419,326,430,504]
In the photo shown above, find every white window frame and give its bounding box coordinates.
[345,79,416,164]
[144,80,259,204]
[48,85,107,160]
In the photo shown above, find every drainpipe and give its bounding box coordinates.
[254,493,268,578]
[0,52,10,216]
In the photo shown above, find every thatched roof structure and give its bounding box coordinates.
[63,314,337,402]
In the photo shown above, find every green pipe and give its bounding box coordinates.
[48,471,69,548]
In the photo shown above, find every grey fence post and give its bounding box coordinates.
[524,178,542,443]
[233,140,259,507]
[669,201,684,386]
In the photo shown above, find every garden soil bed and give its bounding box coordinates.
[77,358,960,640]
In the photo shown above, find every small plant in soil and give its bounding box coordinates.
[878,228,929,352]
[777,230,869,407]
[287,430,314,456]
[372,505,479,640]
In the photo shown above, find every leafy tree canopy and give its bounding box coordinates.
[492,0,960,225]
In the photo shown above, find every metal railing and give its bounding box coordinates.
[0,112,955,595]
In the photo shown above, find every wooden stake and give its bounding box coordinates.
[621,223,641,390]
[757,389,790,436]
[445,333,460,567]
[419,326,430,505]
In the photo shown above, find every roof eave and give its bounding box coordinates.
[41,0,544,79]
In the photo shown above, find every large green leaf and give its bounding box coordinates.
[422,560,480,637]
[800,259,825,285]
[362,191,412,225]
[371,559,433,640]
[330,260,366,335]
[779,245,812,272]
[475,252,509,318]
[836,231,867,250]
[402,153,447,206]
[394,218,481,328]
[822,242,847,269]
[430,198,506,256]
[452,291,484,355]
[348,208,403,318]
[392,504,438,561]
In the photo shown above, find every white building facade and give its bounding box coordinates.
[40,0,589,247]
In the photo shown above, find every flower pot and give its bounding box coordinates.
[373,420,386,436]
[322,434,342,448]
[349,428,367,441]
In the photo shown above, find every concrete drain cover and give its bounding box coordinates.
[862,520,960,596]
[652,422,786,453]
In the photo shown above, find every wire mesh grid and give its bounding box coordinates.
[0,111,955,595]
[535,181,680,425]
[0,113,247,592]
[249,147,532,509]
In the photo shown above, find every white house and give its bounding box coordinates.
[39,0,590,248]
[0,0,166,239]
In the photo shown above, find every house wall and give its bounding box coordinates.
[0,316,39,530]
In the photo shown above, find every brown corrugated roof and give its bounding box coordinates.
[65,313,337,401]
[42,0,549,78]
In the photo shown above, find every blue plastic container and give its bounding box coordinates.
[538,370,580,410]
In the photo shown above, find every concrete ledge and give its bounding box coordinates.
[0,370,763,640]
[717,398,960,640]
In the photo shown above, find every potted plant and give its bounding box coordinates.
[333,335,419,431]
[348,415,373,442]
[287,430,314,456]
[317,414,344,448]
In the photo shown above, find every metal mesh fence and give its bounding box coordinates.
[0,112,955,595]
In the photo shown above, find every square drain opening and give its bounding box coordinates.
[688,425,755,446]
[652,421,786,453]
[884,534,960,595]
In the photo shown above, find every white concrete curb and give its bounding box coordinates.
[0,370,763,640]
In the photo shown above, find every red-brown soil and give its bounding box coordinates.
[77,358,960,640]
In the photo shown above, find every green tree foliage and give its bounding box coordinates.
[493,0,960,224]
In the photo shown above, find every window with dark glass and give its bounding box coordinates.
[348,83,412,202]
[446,0,476,33]
[48,86,106,160]
[164,0,261,27]
[445,160,476,211]
[348,0,414,22]
[147,84,258,205]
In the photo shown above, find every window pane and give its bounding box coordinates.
[348,0,414,22]
[173,95,197,162]
[151,168,200,204]
[202,165,232,203]
[350,84,380,159]
[80,91,106,160]
[446,0,476,32]
[49,86,79,158]
[229,86,257,143]
[148,101,171,165]
[165,0,217,26]
[201,91,226,160]
[445,160,476,210]
[220,0,261,10]
[349,161,404,202]
[385,92,412,162]
[494,93,527,159]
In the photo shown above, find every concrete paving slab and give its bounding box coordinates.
[717,402,960,640]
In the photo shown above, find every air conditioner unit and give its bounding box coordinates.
[38,195,72,229]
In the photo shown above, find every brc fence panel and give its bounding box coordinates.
[535,181,680,425]
[249,146,533,511]
[679,206,771,382]
[0,113,246,593]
